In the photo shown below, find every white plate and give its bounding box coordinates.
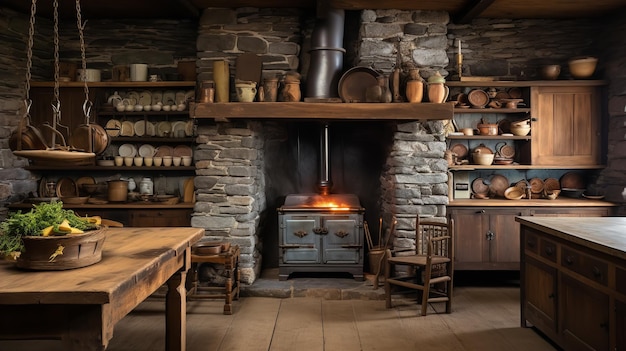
[175,90,186,104]
[162,90,176,105]
[185,120,194,136]
[171,121,187,138]
[118,143,137,157]
[157,121,172,137]
[105,119,121,137]
[138,144,155,157]
[138,90,152,106]
[134,120,148,136]
[151,90,163,105]
[120,121,135,137]
[145,121,156,136]
[126,91,140,106]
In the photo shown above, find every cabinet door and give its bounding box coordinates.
[449,208,489,270]
[488,209,525,269]
[524,256,558,335]
[322,215,361,264]
[616,299,626,351]
[560,273,610,351]
[531,86,600,166]
[280,215,319,264]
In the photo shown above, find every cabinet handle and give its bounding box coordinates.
[313,227,328,235]
[526,240,536,248]
[548,293,555,299]
[565,256,574,265]
[486,230,494,241]
[544,247,553,256]
[592,266,602,278]
[599,322,608,330]
[293,230,308,238]
[531,117,538,122]
[475,209,485,214]
[334,230,350,238]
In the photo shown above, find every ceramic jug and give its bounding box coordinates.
[235,81,257,102]
[405,68,424,103]
[427,71,449,104]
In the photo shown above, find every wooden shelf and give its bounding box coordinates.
[454,108,530,113]
[108,136,195,143]
[447,80,607,88]
[98,111,190,116]
[449,164,606,170]
[24,165,196,172]
[31,81,196,88]
[447,135,531,140]
[448,198,617,207]
[9,202,195,210]
[190,102,454,121]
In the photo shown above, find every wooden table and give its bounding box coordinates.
[517,216,626,351]
[0,227,204,351]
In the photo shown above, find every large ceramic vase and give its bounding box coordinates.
[213,60,230,103]
[427,72,449,103]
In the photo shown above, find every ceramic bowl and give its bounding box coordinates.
[540,65,560,80]
[510,124,531,136]
[569,57,598,79]
[472,152,494,165]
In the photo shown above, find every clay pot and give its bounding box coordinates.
[427,72,449,104]
[107,180,128,202]
[405,68,424,103]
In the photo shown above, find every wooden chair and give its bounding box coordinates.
[384,217,454,316]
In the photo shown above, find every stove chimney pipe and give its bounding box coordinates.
[305,3,345,99]
[318,123,332,195]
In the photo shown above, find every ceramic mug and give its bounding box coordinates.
[173,156,182,166]
[153,156,163,167]
[124,157,133,167]
[162,156,173,167]
[236,81,257,102]
[133,157,143,167]
[114,156,123,166]
[130,64,148,82]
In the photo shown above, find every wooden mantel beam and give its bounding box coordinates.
[454,0,495,24]
[190,102,454,121]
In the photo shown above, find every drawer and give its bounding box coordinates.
[561,247,608,286]
[539,238,557,263]
[524,231,539,254]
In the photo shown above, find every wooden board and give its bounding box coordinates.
[235,53,262,84]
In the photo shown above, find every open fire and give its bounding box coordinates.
[279,194,363,212]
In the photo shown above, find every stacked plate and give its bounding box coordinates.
[118,143,137,157]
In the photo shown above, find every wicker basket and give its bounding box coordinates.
[16,228,106,270]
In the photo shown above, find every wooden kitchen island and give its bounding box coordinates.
[0,227,204,351]
[517,216,626,351]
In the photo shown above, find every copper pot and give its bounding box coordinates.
[477,123,498,136]
[107,180,128,202]
[9,116,48,151]
[70,123,109,154]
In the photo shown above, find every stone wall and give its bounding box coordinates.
[0,8,50,218]
[597,8,626,214]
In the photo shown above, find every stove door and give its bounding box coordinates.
[280,214,320,264]
[322,214,362,264]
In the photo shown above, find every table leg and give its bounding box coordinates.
[166,270,187,351]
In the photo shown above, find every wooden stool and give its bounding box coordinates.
[187,245,240,314]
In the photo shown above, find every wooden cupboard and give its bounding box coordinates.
[449,205,614,270]
[518,216,626,351]
[531,85,601,166]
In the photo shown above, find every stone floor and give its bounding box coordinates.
[240,268,386,300]
[239,268,520,300]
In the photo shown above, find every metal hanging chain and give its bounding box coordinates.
[75,0,92,122]
[24,0,37,104]
[50,0,60,147]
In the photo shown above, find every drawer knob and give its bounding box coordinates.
[294,230,308,238]
[544,247,553,256]
[527,240,536,248]
[592,266,602,278]
[565,256,574,265]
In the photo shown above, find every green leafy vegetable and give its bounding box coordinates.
[0,201,94,254]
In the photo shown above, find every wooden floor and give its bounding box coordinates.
[0,285,559,351]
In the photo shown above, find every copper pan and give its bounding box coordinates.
[9,102,48,151]
[69,101,109,155]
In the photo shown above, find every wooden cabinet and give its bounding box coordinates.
[518,216,626,351]
[523,256,558,337]
[531,85,601,166]
[449,205,614,270]
[560,273,610,351]
[449,207,524,270]
[129,208,192,227]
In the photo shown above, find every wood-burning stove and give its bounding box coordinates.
[277,193,364,280]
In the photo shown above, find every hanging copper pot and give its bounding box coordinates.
[9,103,48,151]
[69,101,109,155]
